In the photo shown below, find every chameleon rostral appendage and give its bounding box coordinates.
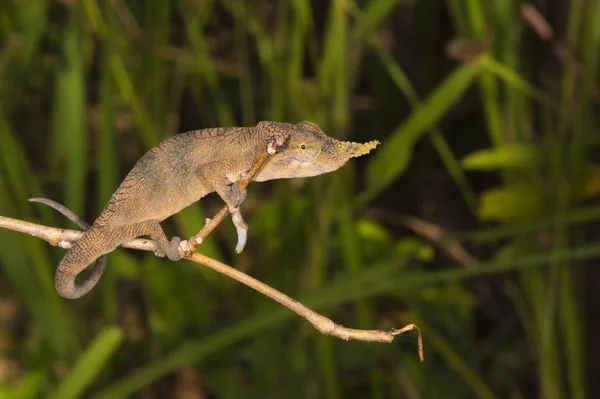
[39,121,378,299]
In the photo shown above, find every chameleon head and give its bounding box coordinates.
[253,121,379,181]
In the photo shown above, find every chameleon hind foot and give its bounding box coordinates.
[154,236,181,260]
[145,222,182,261]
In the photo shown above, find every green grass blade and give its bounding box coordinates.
[448,204,600,242]
[143,0,171,136]
[233,0,255,126]
[361,59,482,203]
[356,0,404,37]
[405,314,497,399]
[51,4,87,215]
[16,0,47,63]
[464,1,504,146]
[97,1,117,213]
[370,39,478,211]
[179,4,235,126]
[82,0,159,147]
[0,123,78,357]
[558,0,584,133]
[461,143,540,171]
[346,0,479,212]
[445,0,469,34]
[0,370,46,399]
[95,0,119,323]
[51,327,123,399]
[480,55,557,111]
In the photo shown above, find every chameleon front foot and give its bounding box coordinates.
[229,182,247,207]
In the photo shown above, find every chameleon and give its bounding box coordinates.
[32,121,379,299]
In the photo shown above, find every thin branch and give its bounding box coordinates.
[0,213,423,358]
[0,146,423,359]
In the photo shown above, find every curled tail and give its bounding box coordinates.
[30,198,107,299]
[54,238,107,299]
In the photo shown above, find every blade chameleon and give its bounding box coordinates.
[33,121,379,299]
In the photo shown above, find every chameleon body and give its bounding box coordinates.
[38,121,378,299]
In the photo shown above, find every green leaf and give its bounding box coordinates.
[16,0,47,63]
[478,184,544,222]
[0,370,46,399]
[480,56,557,110]
[461,143,540,171]
[355,218,393,244]
[356,0,404,37]
[361,60,482,203]
[394,238,435,261]
[51,327,123,399]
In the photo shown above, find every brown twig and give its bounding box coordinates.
[0,214,424,359]
[0,147,424,357]
[521,3,582,78]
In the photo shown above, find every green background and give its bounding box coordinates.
[1,0,599,398]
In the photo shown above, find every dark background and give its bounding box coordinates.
[1,0,599,398]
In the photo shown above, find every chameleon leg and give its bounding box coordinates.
[226,182,250,252]
[213,182,249,253]
[202,165,250,253]
[55,221,181,299]
[201,163,248,210]
[140,221,182,261]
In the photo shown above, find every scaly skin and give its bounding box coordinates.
[41,121,378,299]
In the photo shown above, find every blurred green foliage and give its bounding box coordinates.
[1,0,600,398]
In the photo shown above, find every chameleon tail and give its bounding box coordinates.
[55,240,107,299]
[29,197,108,299]
[29,197,90,229]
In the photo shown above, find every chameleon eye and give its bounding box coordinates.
[301,144,306,150]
